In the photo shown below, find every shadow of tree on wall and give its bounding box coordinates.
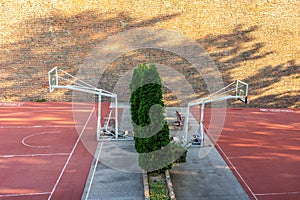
[98,48,207,106]
[1,12,298,108]
[99,24,299,108]
[245,60,300,108]
[197,25,299,108]
[0,10,180,101]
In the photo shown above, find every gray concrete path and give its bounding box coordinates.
[81,141,144,200]
[170,146,250,200]
[82,106,250,200]
[82,103,143,200]
[166,107,250,200]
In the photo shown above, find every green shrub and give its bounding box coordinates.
[130,63,171,172]
[35,98,46,102]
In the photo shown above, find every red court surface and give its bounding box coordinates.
[192,107,300,200]
[0,102,114,200]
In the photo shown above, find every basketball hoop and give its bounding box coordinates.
[48,67,121,141]
[184,80,249,146]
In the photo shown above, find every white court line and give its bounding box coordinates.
[0,105,69,109]
[203,126,258,200]
[255,191,300,196]
[84,141,104,200]
[0,153,70,158]
[48,107,95,200]
[199,112,300,132]
[0,106,94,110]
[0,102,24,107]
[14,105,93,108]
[22,131,61,148]
[0,108,93,117]
[0,192,51,198]
[227,156,262,159]
[214,142,258,200]
[0,125,81,129]
[0,109,72,117]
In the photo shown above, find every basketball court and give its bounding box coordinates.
[180,79,300,200]
[0,67,129,200]
[0,102,109,200]
[1,105,299,200]
[1,68,298,200]
[190,107,300,200]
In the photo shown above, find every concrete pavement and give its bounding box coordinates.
[170,146,250,200]
[82,106,250,200]
[166,107,250,200]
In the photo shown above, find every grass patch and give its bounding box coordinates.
[149,182,169,200]
[149,172,170,200]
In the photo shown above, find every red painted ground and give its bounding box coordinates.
[2,102,299,200]
[0,102,116,200]
[191,107,300,200]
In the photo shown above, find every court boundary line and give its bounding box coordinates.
[255,191,300,196]
[0,192,51,198]
[0,108,95,117]
[214,142,258,200]
[227,156,264,159]
[47,107,95,200]
[0,125,82,129]
[190,108,300,127]
[1,153,70,158]
[83,141,104,200]
[0,103,93,109]
[203,125,258,200]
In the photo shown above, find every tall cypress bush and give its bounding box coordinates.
[130,63,172,172]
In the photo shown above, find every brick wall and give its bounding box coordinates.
[0,1,299,108]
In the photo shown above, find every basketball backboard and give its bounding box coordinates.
[236,80,248,103]
[48,67,58,92]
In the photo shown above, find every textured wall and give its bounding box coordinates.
[0,0,299,107]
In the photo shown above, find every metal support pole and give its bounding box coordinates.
[96,91,102,140]
[200,98,206,147]
[114,95,118,139]
[184,104,190,144]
